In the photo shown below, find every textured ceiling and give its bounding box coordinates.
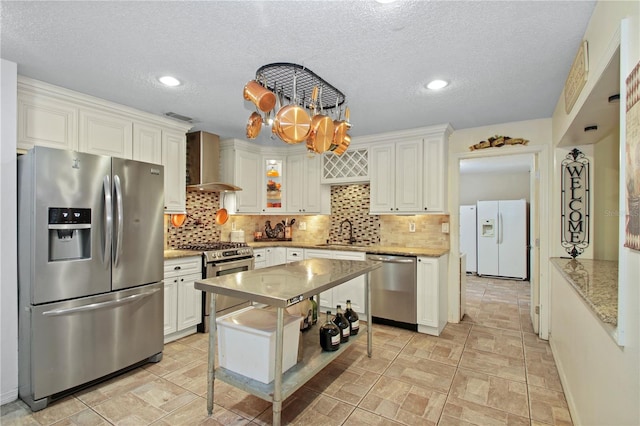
[1,1,596,145]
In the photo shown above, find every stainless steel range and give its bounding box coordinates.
[178,242,254,332]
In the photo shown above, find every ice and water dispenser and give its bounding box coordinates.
[480,219,495,237]
[48,207,91,261]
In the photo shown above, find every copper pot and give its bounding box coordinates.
[243,80,276,113]
[306,86,334,153]
[246,112,262,139]
[272,74,310,144]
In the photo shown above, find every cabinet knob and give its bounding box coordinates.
[424,207,428,211]
[174,266,181,270]
[389,208,393,211]
[180,278,184,282]
[395,208,399,211]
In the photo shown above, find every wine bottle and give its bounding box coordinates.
[319,311,340,351]
[333,305,351,343]
[310,297,318,325]
[345,299,359,335]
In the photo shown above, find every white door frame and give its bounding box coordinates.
[449,144,550,339]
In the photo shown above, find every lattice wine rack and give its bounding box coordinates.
[322,148,369,183]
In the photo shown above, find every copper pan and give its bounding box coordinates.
[334,133,350,155]
[243,80,276,113]
[306,86,334,154]
[273,74,310,144]
[246,112,263,139]
[215,193,229,225]
[331,106,349,151]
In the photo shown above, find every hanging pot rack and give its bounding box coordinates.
[256,62,346,112]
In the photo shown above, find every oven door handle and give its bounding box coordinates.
[207,257,254,275]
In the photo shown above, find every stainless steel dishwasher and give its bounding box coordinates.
[366,254,417,331]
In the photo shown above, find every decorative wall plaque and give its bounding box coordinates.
[561,148,590,258]
[564,40,589,114]
[624,60,640,250]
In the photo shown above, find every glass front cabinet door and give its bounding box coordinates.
[264,158,285,213]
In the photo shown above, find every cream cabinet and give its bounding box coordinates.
[286,247,304,263]
[253,248,267,269]
[220,143,262,214]
[266,247,286,266]
[369,139,423,214]
[164,256,203,343]
[304,249,367,316]
[17,91,78,151]
[422,135,448,212]
[286,153,328,214]
[416,254,448,336]
[133,123,162,164]
[162,130,186,213]
[79,108,133,158]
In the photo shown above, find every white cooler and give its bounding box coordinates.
[216,306,301,384]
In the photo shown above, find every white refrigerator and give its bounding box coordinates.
[477,199,527,279]
[459,205,477,273]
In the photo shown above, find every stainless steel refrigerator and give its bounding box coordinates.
[18,146,165,411]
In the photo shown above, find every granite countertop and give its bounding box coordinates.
[550,257,618,326]
[194,258,382,307]
[165,243,449,259]
[164,249,203,259]
[249,242,449,257]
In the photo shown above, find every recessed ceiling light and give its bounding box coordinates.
[426,80,448,90]
[159,76,181,87]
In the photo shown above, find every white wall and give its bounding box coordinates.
[0,59,18,404]
[549,1,640,424]
[459,171,530,205]
[594,129,620,261]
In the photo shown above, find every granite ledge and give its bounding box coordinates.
[550,257,618,326]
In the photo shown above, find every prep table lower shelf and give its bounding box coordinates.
[214,323,368,401]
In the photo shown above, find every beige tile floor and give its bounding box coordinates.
[1,276,572,425]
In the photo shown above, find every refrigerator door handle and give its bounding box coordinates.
[103,175,112,266]
[498,213,503,244]
[113,174,124,267]
[42,288,161,317]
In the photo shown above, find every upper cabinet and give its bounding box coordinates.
[370,139,423,213]
[17,91,78,151]
[366,124,452,214]
[16,77,191,213]
[79,108,133,158]
[220,143,262,214]
[162,131,187,213]
[287,152,329,214]
[263,157,286,213]
[133,123,163,164]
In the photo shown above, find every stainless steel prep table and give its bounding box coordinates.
[194,258,381,426]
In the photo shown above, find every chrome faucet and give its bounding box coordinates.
[339,219,357,244]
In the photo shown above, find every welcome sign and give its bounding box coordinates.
[561,148,590,258]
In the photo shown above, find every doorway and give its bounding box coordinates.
[455,150,545,336]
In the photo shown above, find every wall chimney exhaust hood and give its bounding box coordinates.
[186,131,242,192]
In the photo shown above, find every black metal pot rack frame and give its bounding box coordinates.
[256,63,346,112]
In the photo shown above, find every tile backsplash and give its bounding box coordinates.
[166,184,449,250]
